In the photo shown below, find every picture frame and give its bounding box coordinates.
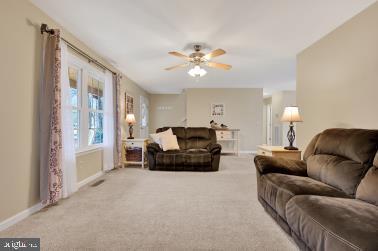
[211,103,225,117]
[125,93,134,118]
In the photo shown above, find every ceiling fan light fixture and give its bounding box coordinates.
[188,65,207,77]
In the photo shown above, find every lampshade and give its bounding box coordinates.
[281,106,303,122]
[126,113,136,124]
[188,65,207,77]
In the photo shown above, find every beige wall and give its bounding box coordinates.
[186,88,263,151]
[76,150,103,182]
[297,2,378,150]
[120,76,150,139]
[149,93,187,133]
[0,0,149,222]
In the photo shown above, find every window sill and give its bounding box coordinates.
[76,145,103,156]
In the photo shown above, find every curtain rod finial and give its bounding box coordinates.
[41,23,54,35]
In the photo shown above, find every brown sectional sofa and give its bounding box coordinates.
[254,128,378,251]
[147,127,221,171]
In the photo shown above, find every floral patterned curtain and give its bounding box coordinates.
[113,74,122,168]
[40,29,63,205]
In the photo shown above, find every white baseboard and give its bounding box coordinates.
[0,171,104,232]
[77,171,104,189]
[0,202,43,232]
[239,150,257,154]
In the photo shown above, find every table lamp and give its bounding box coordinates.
[281,106,303,150]
[126,114,136,139]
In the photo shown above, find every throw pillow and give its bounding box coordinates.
[150,128,173,147]
[160,134,180,151]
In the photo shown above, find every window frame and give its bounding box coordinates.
[68,53,106,153]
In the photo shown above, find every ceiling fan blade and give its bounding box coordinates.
[165,63,189,71]
[168,51,191,61]
[204,49,226,60]
[207,61,232,70]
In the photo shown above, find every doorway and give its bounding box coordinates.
[140,95,149,138]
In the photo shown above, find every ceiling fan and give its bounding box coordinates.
[165,45,232,78]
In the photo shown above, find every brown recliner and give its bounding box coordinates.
[254,128,378,251]
[147,127,222,171]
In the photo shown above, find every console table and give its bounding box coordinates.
[215,129,240,156]
[257,145,301,160]
[122,138,148,168]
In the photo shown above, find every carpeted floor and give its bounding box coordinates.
[0,155,297,250]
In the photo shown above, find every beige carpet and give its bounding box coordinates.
[0,155,297,250]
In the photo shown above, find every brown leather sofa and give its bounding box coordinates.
[254,128,378,251]
[147,127,222,171]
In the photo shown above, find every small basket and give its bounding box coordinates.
[126,147,142,162]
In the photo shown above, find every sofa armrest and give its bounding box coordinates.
[254,155,307,176]
[147,143,162,154]
[207,143,222,154]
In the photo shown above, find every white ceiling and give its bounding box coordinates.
[31,0,376,94]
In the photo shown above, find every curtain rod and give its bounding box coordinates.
[40,23,118,76]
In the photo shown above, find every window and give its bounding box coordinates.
[68,54,105,151]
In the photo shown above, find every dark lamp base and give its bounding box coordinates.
[284,146,298,150]
[127,137,134,139]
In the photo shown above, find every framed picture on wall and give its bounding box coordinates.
[211,103,225,117]
[125,93,134,118]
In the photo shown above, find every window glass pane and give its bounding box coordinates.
[88,77,99,110]
[68,67,79,107]
[72,109,80,149]
[88,112,103,145]
[95,113,104,144]
[98,81,104,110]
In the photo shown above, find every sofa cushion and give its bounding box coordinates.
[186,127,212,149]
[314,128,378,164]
[186,127,210,139]
[184,151,211,166]
[156,150,185,167]
[307,154,369,195]
[286,195,378,251]
[259,173,348,220]
[356,166,378,206]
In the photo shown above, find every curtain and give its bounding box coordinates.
[113,74,122,168]
[40,30,63,205]
[60,41,78,197]
[103,71,115,171]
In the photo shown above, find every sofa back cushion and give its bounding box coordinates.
[186,127,214,149]
[314,128,378,164]
[303,133,320,161]
[157,127,186,150]
[307,128,378,196]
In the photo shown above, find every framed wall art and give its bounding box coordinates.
[211,103,225,117]
[125,93,134,117]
